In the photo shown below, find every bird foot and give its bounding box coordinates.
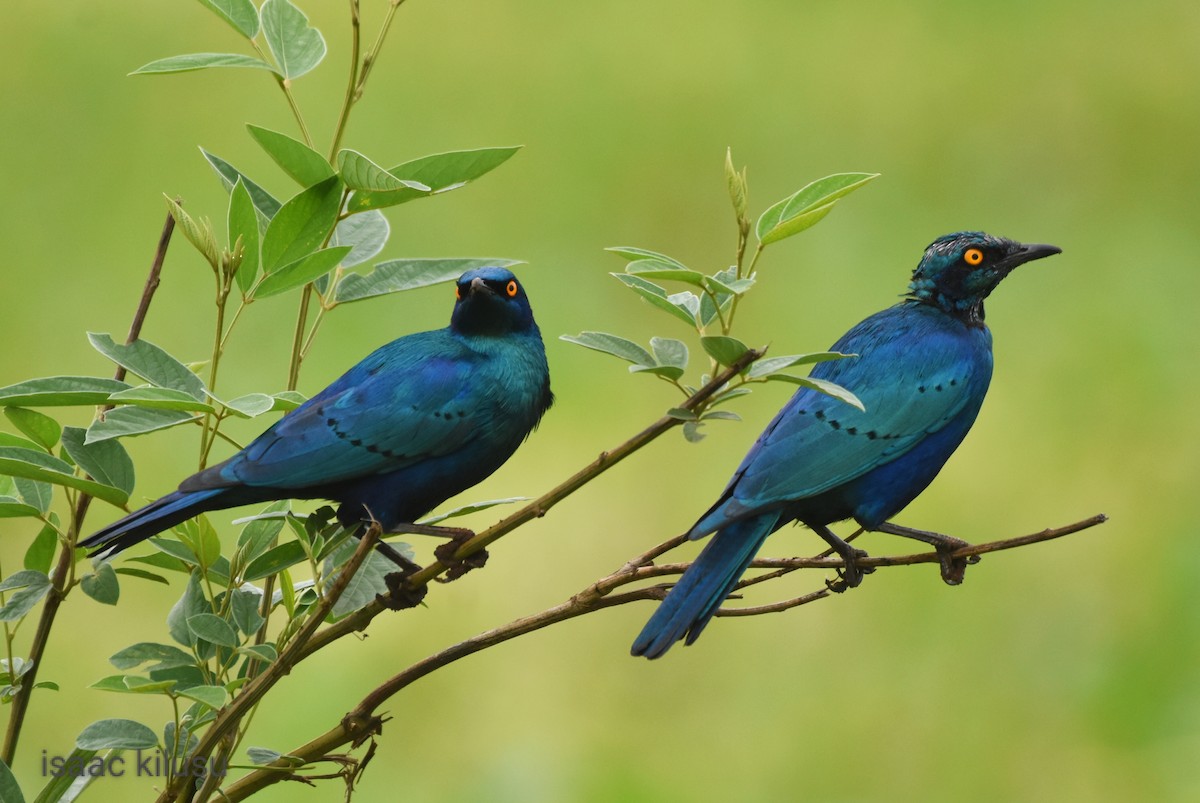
[377,563,429,611]
[874,522,978,586]
[434,538,489,583]
[831,546,873,591]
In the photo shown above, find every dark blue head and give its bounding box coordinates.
[450,267,538,336]
[908,231,1061,323]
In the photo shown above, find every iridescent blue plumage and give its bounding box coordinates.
[80,267,552,559]
[632,232,1060,658]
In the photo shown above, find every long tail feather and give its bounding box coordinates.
[78,489,229,560]
[631,511,779,659]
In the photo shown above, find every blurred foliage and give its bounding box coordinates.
[0,0,1196,801]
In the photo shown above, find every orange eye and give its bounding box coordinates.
[963,248,984,266]
[505,280,518,297]
[455,284,462,300]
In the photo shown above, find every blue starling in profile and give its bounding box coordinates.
[80,267,552,564]
[632,232,1060,659]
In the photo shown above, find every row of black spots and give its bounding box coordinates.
[917,380,959,394]
[429,410,469,420]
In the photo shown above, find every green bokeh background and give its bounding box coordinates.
[1,1,1196,800]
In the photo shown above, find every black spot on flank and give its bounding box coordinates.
[866,430,878,439]
[935,384,943,392]
[457,411,467,418]
[829,420,841,430]
[814,410,825,420]
[326,417,336,427]
[350,439,363,447]
[797,409,807,415]
[950,379,958,387]
[917,386,926,393]
[846,427,857,435]
[432,411,441,419]
[366,444,380,454]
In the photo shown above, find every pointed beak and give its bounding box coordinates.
[469,276,493,296]
[1001,242,1062,272]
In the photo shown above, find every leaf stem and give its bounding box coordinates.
[327,0,362,161]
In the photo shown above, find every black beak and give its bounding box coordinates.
[1000,242,1062,273]
[469,276,493,296]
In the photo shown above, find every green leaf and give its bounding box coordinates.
[765,375,865,410]
[126,552,190,575]
[220,393,275,418]
[755,172,879,245]
[0,500,40,519]
[148,537,200,567]
[61,428,135,495]
[665,407,699,421]
[76,719,158,750]
[248,125,334,187]
[178,684,228,710]
[700,335,752,367]
[702,410,741,422]
[131,52,275,75]
[611,273,698,327]
[346,146,521,213]
[87,333,205,400]
[113,568,170,586]
[230,587,265,635]
[605,247,689,270]
[80,563,120,606]
[229,178,261,295]
[187,613,239,648]
[333,258,521,305]
[247,746,296,766]
[0,757,24,803]
[559,332,654,366]
[624,259,708,287]
[650,337,688,372]
[4,408,61,450]
[238,644,277,665]
[85,407,197,444]
[106,386,215,413]
[0,571,50,622]
[23,521,57,574]
[31,748,99,803]
[630,364,685,380]
[235,501,290,567]
[243,540,308,582]
[681,420,706,442]
[420,497,528,526]
[0,447,128,506]
[164,195,221,270]
[0,376,130,407]
[337,149,431,194]
[260,0,326,79]
[197,0,260,38]
[261,176,344,273]
[744,352,853,379]
[202,150,282,224]
[324,540,394,618]
[167,573,212,647]
[271,391,307,411]
[110,642,194,672]
[15,479,52,515]
[331,210,389,268]
[254,246,352,300]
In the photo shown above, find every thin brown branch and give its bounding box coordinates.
[222,513,1105,799]
[0,206,176,767]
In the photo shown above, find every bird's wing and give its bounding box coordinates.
[695,306,991,532]
[183,334,484,491]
